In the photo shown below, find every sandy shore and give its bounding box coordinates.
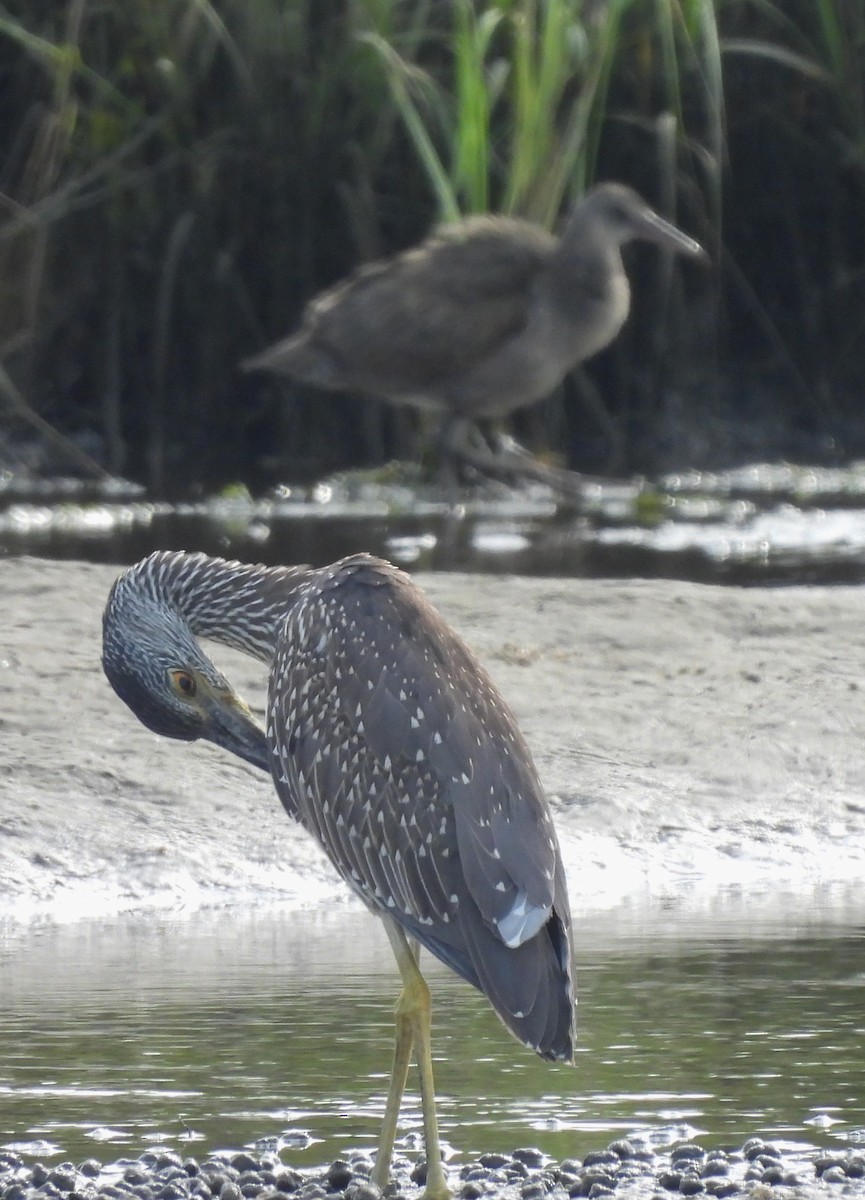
[1,555,864,924]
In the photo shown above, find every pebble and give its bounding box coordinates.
[3,1139,865,1200]
[343,1186,379,1200]
[229,1160,259,1178]
[324,1163,353,1191]
[477,1157,509,1173]
[702,1181,736,1198]
[48,1171,77,1193]
[670,1147,705,1167]
[273,1174,303,1194]
[573,1170,616,1197]
[580,1154,618,1171]
[512,1151,546,1171]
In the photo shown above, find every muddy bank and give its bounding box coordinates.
[1,556,864,922]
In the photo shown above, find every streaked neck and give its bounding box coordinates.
[111,550,312,663]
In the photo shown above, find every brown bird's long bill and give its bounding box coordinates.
[635,207,708,261]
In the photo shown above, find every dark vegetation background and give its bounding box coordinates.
[0,0,863,496]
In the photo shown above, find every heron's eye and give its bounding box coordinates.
[170,669,197,698]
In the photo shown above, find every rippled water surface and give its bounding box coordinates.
[2,901,864,1169]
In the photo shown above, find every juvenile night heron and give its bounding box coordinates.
[242,183,705,468]
[102,551,574,1199]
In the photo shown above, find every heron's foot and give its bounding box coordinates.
[420,1163,452,1200]
[370,1158,450,1200]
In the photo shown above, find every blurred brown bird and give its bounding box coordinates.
[243,182,706,475]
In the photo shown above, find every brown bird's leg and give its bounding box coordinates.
[486,432,619,497]
[437,415,524,495]
[374,918,450,1200]
[445,420,590,503]
[431,415,469,494]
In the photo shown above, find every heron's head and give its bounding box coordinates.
[574,183,707,261]
[102,575,270,772]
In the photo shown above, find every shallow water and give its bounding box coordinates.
[5,461,865,582]
[1,901,864,1170]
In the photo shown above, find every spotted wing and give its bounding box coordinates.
[266,555,574,1061]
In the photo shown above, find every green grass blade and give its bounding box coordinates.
[359,31,461,221]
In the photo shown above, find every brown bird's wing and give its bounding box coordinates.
[272,218,556,396]
[267,554,574,1061]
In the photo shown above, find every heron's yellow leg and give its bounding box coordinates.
[372,937,423,1189]
[371,993,413,1190]
[377,920,451,1200]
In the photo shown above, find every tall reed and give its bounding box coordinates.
[359,0,723,228]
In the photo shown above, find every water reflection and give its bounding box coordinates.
[1,901,864,1168]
